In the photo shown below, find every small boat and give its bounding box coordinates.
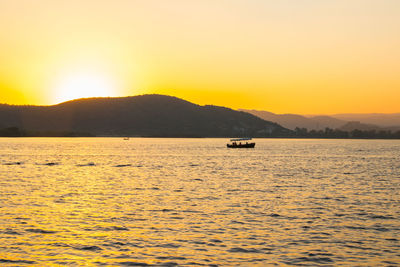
[123,137,130,140]
[227,138,255,148]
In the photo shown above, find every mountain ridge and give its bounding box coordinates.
[240,109,346,130]
[241,109,400,131]
[0,94,289,137]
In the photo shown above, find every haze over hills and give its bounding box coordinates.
[330,113,400,127]
[240,109,346,130]
[241,109,400,131]
[0,95,289,137]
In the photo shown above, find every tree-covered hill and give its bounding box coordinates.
[0,94,289,137]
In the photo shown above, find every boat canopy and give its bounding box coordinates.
[230,138,252,141]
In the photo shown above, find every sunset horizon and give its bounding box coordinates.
[1,1,400,265]
[1,0,400,114]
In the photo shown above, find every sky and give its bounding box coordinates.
[0,0,399,114]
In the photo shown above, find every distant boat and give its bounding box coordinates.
[227,138,255,148]
[123,137,130,140]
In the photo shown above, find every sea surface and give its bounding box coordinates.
[0,138,399,266]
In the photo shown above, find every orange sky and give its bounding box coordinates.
[0,0,399,114]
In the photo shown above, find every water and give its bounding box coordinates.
[0,138,399,266]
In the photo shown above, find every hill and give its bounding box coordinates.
[241,109,400,131]
[338,121,400,132]
[240,109,346,130]
[331,113,400,127]
[0,95,289,137]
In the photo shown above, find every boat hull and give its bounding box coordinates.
[227,143,255,148]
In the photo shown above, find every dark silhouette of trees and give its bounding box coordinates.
[293,127,400,139]
[0,127,94,137]
[1,125,399,139]
[0,127,25,137]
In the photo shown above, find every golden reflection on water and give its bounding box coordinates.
[0,138,399,265]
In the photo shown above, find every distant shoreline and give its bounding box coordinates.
[1,126,400,139]
[1,136,400,140]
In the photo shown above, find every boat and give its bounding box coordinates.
[123,137,130,140]
[227,138,255,148]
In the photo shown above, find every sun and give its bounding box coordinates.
[53,70,118,103]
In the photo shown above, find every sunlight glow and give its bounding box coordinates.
[53,71,118,103]
[1,1,400,112]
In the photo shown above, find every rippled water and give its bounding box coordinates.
[0,138,399,266]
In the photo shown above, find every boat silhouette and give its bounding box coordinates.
[227,138,255,148]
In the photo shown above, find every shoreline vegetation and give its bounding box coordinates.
[1,126,400,139]
[0,127,94,137]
